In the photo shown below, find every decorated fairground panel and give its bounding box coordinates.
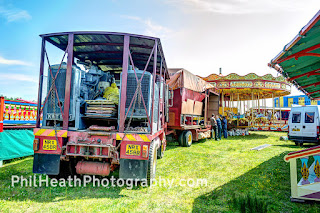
[284,146,320,201]
[201,73,291,132]
[2,99,41,127]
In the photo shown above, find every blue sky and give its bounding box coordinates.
[0,0,319,100]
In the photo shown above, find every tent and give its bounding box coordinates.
[269,10,320,99]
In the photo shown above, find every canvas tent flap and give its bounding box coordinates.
[167,68,215,93]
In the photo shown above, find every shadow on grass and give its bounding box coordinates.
[166,138,209,151]
[226,133,269,141]
[192,152,320,212]
[3,155,33,165]
[274,144,316,149]
[166,141,180,151]
[0,157,147,203]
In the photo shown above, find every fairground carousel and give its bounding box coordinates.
[201,72,291,132]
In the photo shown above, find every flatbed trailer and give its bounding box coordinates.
[166,69,220,146]
[32,32,169,183]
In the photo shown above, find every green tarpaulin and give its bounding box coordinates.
[0,130,34,161]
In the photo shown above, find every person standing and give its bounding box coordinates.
[216,115,222,140]
[222,116,228,138]
[210,113,218,140]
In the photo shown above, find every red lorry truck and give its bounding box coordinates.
[33,32,170,183]
[166,69,220,147]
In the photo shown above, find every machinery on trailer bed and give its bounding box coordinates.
[33,32,169,182]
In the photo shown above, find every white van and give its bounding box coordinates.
[288,105,320,145]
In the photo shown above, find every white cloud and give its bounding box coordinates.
[0,6,31,22]
[121,15,172,38]
[0,73,37,83]
[0,56,32,66]
[165,0,320,14]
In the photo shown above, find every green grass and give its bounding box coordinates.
[1,131,320,212]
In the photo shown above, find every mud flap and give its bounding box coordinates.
[119,159,148,180]
[33,153,61,175]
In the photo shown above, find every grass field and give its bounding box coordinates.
[1,131,320,212]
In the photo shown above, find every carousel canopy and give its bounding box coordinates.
[200,73,291,100]
[269,10,320,99]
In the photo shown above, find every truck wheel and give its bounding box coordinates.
[147,141,157,185]
[183,131,192,147]
[178,131,185,146]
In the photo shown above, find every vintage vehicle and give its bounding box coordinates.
[288,105,320,145]
[166,69,219,146]
[32,32,170,183]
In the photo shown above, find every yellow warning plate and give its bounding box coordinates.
[125,144,141,156]
[42,139,57,150]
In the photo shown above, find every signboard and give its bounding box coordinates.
[265,82,280,89]
[230,81,252,88]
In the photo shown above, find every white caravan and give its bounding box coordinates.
[288,105,320,145]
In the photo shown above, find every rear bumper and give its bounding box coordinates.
[288,135,319,143]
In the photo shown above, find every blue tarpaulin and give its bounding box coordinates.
[0,130,34,161]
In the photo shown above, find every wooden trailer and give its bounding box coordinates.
[166,69,219,147]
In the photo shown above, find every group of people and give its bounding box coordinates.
[210,113,228,140]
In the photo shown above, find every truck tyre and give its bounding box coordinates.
[178,131,185,146]
[183,131,192,147]
[147,141,157,185]
[295,142,303,147]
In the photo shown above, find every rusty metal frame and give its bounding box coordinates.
[37,32,169,132]
[62,33,74,129]
[36,34,74,129]
[36,38,45,128]
[151,40,158,133]
[119,35,130,132]
[125,50,152,127]
[120,39,159,132]
[158,59,163,130]
[44,50,65,116]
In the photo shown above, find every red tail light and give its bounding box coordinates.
[142,145,148,158]
[33,138,39,151]
[317,126,319,135]
[288,125,290,134]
